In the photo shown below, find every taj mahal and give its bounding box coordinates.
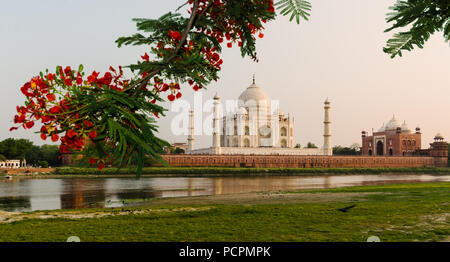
[186,77,333,156]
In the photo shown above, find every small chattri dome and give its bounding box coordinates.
[435,133,444,140]
[401,121,411,133]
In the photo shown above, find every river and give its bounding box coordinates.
[1,174,449,212]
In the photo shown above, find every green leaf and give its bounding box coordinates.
[275,0,312,24]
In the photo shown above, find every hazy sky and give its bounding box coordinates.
[1,0,449,150]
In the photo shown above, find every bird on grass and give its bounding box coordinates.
[336,204,356,213]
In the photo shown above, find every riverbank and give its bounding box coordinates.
[0,182,448,241]
[2,166,449,179]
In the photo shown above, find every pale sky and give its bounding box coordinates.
[1,0,449,150]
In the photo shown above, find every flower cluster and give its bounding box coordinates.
[12,65,130,170]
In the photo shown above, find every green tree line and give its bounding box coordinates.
[0,138,61,167]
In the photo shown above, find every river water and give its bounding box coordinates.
[1,174,449,212]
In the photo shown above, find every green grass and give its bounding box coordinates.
[0,182,449,242]
[52,166,450,176]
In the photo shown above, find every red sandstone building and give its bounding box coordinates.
[361,116,422,156]
[361,116,447,164]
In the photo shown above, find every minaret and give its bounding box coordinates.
[213,93,221,154]
[187,109,194,153]
[323,98,332,156]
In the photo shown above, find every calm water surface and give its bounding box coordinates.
[1,174,449,212]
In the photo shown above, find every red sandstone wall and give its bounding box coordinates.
[162,155,438,168]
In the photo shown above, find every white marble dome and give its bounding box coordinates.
[385,115,401,130]
[238,83,270,109]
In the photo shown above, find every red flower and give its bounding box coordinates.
[98,163,105,171]
[168,30,181,41]
[67,129,76,138]
[46,93,56,101]
[14,114,26,124]
[9,127,19,131]
[40,133,47,140]
[141,53,150,62]
[47,73,55,82]
[258,33,264,38]
[84,121,93,128]
[64,66,72,75]
[87,71,100,84]
[211,53,220,62]
[49,106,61,114]
[51,134,59,142]
[89,130,97,139]
[161,84,169,92]
[20,82,33,97]
[98,72,112,86]
[176,92,182,99]
[76,72,83,85]
[89,158,96,165]
[167,94,175,101]
[64,77,73,87]
[227,42,232,48]
[25,121,34,129]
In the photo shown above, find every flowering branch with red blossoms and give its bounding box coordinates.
[12,65,168,175]
[13,0,311,177]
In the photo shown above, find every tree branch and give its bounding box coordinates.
[134,0,204,91]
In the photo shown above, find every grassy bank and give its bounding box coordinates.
[0,182,449,242]
[51,166,450,176]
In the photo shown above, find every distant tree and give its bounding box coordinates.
[384,0,450,58]
[306,142,318,149]
[295,144,302,148]
[333,145,359,155]
[0,138,33,160]
[38,161,49,168]
[172,147,185,154]
[350,143,361,154]
[0,154,6,161]
[448,144,450,167]
[25,144,61,167]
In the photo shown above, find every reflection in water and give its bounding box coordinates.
[60,180,107,209]
[0,196,31,212]
[0,174,449,212]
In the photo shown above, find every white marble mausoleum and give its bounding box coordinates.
[187,78,332,156]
